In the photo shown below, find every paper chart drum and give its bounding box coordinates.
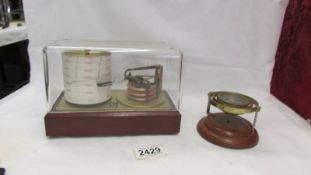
[62,50,112,105]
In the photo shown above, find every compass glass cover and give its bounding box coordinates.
[217,93,251,107]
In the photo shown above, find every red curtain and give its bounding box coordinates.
[271,0,311,120]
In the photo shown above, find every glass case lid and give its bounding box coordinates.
[44,39,182,55]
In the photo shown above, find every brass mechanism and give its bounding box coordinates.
[124,65,163,102]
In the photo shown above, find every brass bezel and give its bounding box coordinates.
[209,91,260,115]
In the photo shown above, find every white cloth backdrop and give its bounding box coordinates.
[1,0,311,175]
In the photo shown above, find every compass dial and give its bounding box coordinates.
[217,93,251,106]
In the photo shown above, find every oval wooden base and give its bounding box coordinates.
[197,113,259,149]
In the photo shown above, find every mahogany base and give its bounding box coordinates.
[197,113,258,149]
[45,111,181,137]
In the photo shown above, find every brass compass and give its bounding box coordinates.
[197,91,261,149]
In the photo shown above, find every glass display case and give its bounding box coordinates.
[43,39,182,137]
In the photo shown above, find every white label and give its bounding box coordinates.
[133,145,167,160]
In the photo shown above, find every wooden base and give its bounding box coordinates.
[45,111,181,137]
[197,113,258,149]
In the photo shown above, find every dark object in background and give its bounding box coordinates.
[270,0,311,121]
[0,0,25,29]
[0,0,10,28]
[9,0,24,21]
[0,168,5,175]
[0,40,30,99]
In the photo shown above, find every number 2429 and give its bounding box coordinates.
[138,147,161,156]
